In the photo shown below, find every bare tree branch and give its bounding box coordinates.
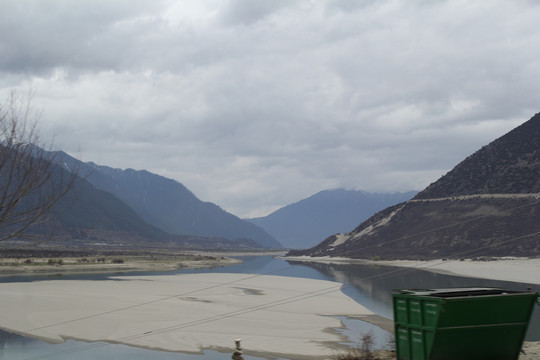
[0,91,78,242]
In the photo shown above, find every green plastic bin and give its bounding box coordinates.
[393,287,538,360]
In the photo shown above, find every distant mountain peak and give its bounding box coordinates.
[247,189,416,249]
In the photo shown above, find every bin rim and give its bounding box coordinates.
[392,287,538,298]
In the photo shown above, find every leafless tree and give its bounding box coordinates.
[0,91,77,242]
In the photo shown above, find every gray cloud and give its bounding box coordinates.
[219,0,289,26]
[0,0,164,74]
[1,0,539,217]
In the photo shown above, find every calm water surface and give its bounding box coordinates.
[1,256,538,360]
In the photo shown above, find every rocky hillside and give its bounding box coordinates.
[417,113,540,198]
[289,112,540,259]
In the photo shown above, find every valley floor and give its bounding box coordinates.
[1,252,538,359]
[0,250,249,276]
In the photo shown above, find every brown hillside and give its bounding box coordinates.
[289,113,540,259]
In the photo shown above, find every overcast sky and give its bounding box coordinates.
[1,0,539,218]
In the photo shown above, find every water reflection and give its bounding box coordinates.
[285,260,540,341]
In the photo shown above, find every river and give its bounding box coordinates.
[1,255,538,360]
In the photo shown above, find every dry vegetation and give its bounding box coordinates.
[333,333,396,360]
[0,248,240,275]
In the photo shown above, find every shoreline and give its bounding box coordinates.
[1,253,538,359]
[0,254,244,277]
[284,256,540,285]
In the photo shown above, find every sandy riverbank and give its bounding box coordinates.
[0,255,242,276]
[285,256,540,285]
[0,273,374,359]
[376,258,540,285]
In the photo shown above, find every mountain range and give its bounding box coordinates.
[40,152,282,249]
[82,162,281,248]
[246,189,416,249]
[25,150,420,252]
[289,112,540,259]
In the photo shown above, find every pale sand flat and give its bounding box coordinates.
[0,273,373,359]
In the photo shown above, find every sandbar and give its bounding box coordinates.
[0,256,242,276]
[0,273,373,359]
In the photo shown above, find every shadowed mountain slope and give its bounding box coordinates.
[28,163,264,250]
[51,154,281,249]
